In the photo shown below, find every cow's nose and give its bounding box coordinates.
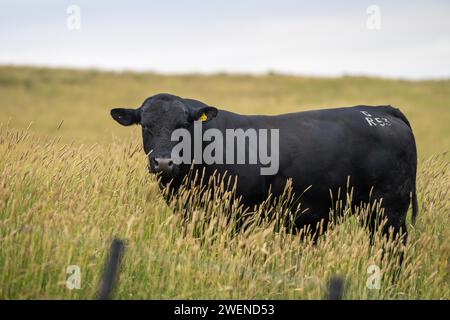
[153,158,174,174]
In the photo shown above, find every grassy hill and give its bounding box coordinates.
[0,66,449,158]
[0,66,448,299]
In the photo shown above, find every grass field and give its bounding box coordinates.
[0,66,449,299]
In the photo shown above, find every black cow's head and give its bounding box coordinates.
[110,93,218,179]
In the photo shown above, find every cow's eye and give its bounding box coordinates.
[142,126,153,134]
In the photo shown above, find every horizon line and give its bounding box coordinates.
[1,63,449,82]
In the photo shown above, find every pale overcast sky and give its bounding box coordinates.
[1,0,449,79]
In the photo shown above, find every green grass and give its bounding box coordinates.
[0,66,449,299]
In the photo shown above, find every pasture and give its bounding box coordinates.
[0,66,448,299]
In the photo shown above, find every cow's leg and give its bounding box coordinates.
[382,215,408,246]
[362,190,410,285]
[380,193,409,245]
[366,191,409,242]
[371,194,410,276]
[293,208,329,242]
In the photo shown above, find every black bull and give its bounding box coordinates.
[111,93,418,242]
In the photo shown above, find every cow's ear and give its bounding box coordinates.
[110,108,140,126]
[192,106,218,123]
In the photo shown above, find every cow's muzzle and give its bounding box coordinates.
[150,157,174,175]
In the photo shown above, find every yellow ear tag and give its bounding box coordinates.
[199,113,208,122]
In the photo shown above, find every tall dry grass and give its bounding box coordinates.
[0,125,448,299]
